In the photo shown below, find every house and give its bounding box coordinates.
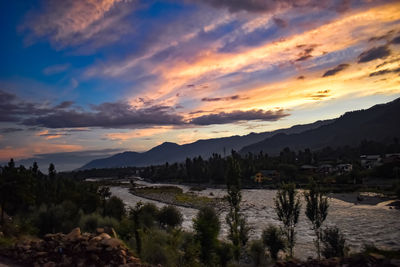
[318,164,334,174]
[254,170,279,183]
[360,155,382,169]
[337,163,353,173]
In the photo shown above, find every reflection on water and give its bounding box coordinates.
[110,184,400,259]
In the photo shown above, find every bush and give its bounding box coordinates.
[193,206,220,265]
[262,224,286,260]
[216,241,233,267]
[105,196,125,220]
[249,240,265,266]
[321,226,346,258]
[79,213,119,233]
[158,205,183,229]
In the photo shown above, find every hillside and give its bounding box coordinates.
[79,119,333,169]
[240,97,400,155]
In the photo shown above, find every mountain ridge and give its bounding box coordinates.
[79,119,334,169]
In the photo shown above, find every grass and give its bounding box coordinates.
[131,186,222,209]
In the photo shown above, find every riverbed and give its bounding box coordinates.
[110,182,400,259]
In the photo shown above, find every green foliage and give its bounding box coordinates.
[158,205,183,229]
[193,206,220,265]
[321,226,346,258]
[79,213,119,233]
[274,183,301,257]
[225,156,249,261]
[262,224,286,260]
[249,240,265,266]
[105,196,125,220]
[304,181,329,259]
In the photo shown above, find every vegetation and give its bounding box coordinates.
[321,226,347,258]
[304,181,329,259]
[225,155,249,261]
[274,183,301,257]
[262,224,286,260]
[193,206,221,265]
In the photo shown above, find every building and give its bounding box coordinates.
[337,163,353,174]
[254,170,279,183]
[360,155,382,169]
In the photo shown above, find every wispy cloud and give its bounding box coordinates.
[20,0,135,49]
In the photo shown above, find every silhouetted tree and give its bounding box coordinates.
[275,183,301,257]
[304,181,329,259]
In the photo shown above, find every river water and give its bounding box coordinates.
[110,182,400,259]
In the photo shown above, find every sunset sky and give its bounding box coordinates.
[1,0,400,170]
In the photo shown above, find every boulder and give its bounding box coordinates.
[65,227,81,241]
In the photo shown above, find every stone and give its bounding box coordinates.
[65,227,81,241]
[101,238,123,249]
[98,233,111,240]
[43,261,56,267]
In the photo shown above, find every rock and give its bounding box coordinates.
[43,261,56,267]
[65,227,81,241]
[96,227,104,234]
[101,238,123,250]
[98,233,111,240]
[369,253,386,261]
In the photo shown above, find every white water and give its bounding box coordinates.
[110,182,400,259]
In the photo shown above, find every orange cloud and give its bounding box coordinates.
[105,126,174,141]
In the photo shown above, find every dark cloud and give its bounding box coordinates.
[190,109,289,125]
[273,17,288,28]
[190,0,342,13]
[0,128,24,134]
[23,102,185,128]
[201,95,242,102]
[358,45,391,63]
[322,63,349,77]
[369,67,400,77]
[295,45,316,62]
[369,30,395,42]
[55,101,74,109]
[391,36,400,44]
[0,90,185,129]
[308,90,330,100]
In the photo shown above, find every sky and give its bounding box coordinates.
[1,0,400,170]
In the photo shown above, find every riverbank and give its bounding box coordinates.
[130,185,226,211]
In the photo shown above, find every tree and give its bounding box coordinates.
[274,183,301,257]
[321,226,346,258]
[98,187,111,217]
[105,196,125,220]
[193,206,220,265]
[304,181,329,259]
[262,224,286,260]
[225,156,249,261]
[157,205,183,229]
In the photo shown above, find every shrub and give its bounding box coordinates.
[262,224,286,260]
[79,213,119,233]
[158,205,183,229]
[321,226,346,258]
[249,240,265,266]
[105,196,125,220]
[193,206,220,265]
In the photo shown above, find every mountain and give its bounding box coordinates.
[240,97,400,155]
[79,119,333,169]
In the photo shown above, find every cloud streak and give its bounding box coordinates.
[322,63,349,77]
[190,109,289,125]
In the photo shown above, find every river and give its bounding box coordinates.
[110,182,400,259]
